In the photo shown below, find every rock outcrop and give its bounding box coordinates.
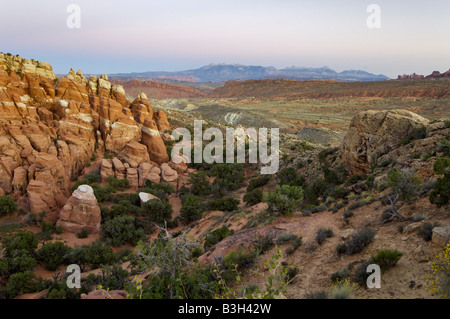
[398,69,450,80]
[56,184,101,234]
[118,140,151,168]
[0,52,172,215]
[341,110,430,174]
[139,192,159,204]
[432,226,450,247]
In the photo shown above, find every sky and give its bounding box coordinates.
[1,0,449,78]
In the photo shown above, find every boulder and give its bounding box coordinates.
[403,221,425,235]
[100,159,114,183]
[56,185,101,234]
[27,180,58,219]
[112,157,126,180]
[138,162,153,187]
[126,168,139,189]
[340,229,356,241]
[161,163,178,183]
[12,166,28,196]
[153,109,171,132]
[139,192,159,204]
[145,172,161,184]
[169,154,189,174]
[117,140,150,168]
[141,118,169,165]
[432,226,450,247]
[341,110,430,174]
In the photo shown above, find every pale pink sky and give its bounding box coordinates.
[1,0,449,78]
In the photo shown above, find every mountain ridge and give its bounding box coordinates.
[108,64,390,83]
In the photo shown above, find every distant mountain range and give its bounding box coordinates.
[109,64,390,83]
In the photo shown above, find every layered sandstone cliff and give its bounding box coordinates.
[0,53,172,219]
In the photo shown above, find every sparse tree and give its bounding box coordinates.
[383,168,420,222]
[135,225,199,299]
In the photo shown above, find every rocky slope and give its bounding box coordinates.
[110,79,207,99]
[0,52,178,221]
[210,78,450,99]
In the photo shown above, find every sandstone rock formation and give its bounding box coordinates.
[0,53,172,215]
[100,159,114,183]
[56,184,101,234]
[341,110,430,174]
[138,162,153,187]
[432,226,450,247]
[398,69,450,80]
[161,163,178,186]
[118,140,151,168]
[141,118,169,164]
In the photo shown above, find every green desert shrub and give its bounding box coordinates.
[101,216,145,246]
[417,222,435,241]
[370,249,403,272]
[1,232,38,258]
[0,195,17,217]
[243,188,263,207]
[36,242,72,271]
[64,241,116,271]
[429,171,450,207]
[251,236,274,256]
[6,250,37,274]
[315,228,334,245]
[85,264,129,291]
[6,271,37,298]
[76,228,90,239]
[278,167,305,187]
[244,210,276,229]
[207,197,239,212]
[141,199,173,224]
[303,178,328,206]
[276,233,299,245]
[91,183,115,202]
[263,185,303,216]
[330,267,351,283]
[247,175,271,192]
[180,195,203,224]
[209,163,245,194]
[106,176,129,191]
[285,237,303,255]
[111,193,141,206]
[46,280,83,299]
[204,225,234,251]
[434,157,450,175]
[142,181,174,200]
[322,166,346,186]
[329,279,356,299]
[336,229,376,256]
[71,173,101,191]
[187,171,211,196]
[284,266,299,284]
